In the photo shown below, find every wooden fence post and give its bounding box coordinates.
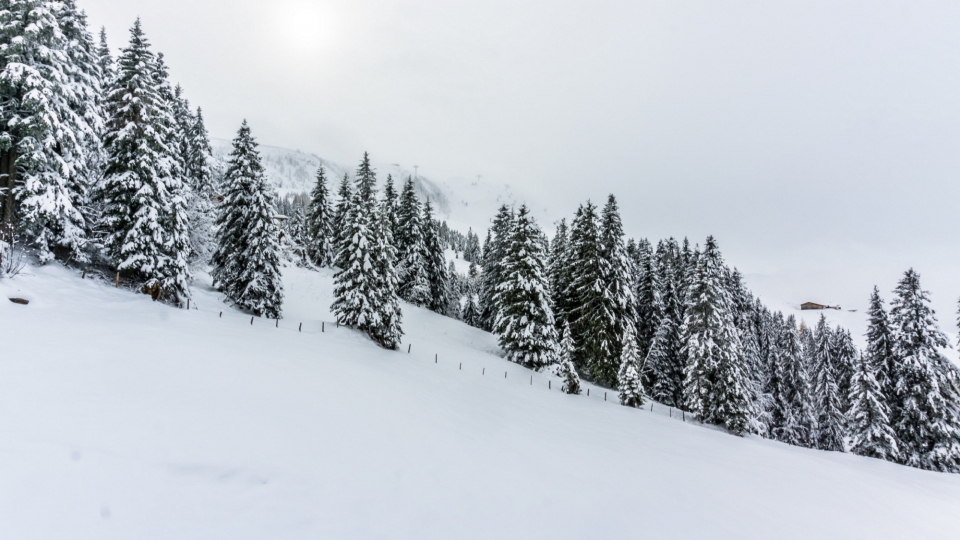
[504,371,507,378]
[548,380,551,390]
[187,299,190,310]
[459,363,462,370]
[275,319,278,328]
[299,322,302,332]
[115,272,119,287]
[587,388,590,396]
[250,316,254,325]
[408,344,411,353]
[322,322,325,332]
[435,354,437,363]
[219,311,222,318]
[482,368,485,375]
[604,392,607,401]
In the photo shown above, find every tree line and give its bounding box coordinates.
[1,4,216,304]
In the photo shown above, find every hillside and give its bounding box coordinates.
[2,263,959,539]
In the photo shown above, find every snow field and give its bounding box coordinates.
[1,263,960,539]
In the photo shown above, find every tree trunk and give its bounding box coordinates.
[1,146,17,240]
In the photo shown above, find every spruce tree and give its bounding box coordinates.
[98,20,190,304]
[306,166,334,266]
[331,153,403,349]
[568,202,607,379]
[96,26,113,82]
[781,315,817,446]
[394,177,429,304]
[382,173,399,241]
[478,205,514,331]
[888,269,960,472]
[618,325,644,408]
[422,199,448,314]
[848,352,900,462]
[493,205,558,370]
[598,194,638,371]
[644,238,685,401]
[210,121,283,318]
[368,194,404,349]
[548,218,573,331]
[1,0,105,261]
[632,238,660,358]
[682,236,752,435]
[331,172,352,260]
[866,286,897,387]
[813,315,846,451]
[557,322,582,395]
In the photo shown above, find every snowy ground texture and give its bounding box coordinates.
[2,263,960,539]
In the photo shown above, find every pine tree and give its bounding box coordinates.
[557,322,582,395]
[1,0,105,261]
[774,315,816,446]
[866,286,896,410]
[888,269,960,472]
[97,20,190,304]
[848,352,900,462]
[331,153,403,348]
[478,205,514,331]
[306,166,334,266]
[422,199,448,314]
[493,205,558,370]
[618,325,644,408]
[394,177,429,304]
[568,202,608,381]
[682,236,752,435]
[597,194,638,372]
[548,218,573,331]
[332,172,352,260]
[643,238,685,402]
[632,238,660,358]
[382,173,399,241]
[96,26,113,82]
[210,121,283,318]
[460,287,482,328]
[367,194,403,349]
[813,315,846,452]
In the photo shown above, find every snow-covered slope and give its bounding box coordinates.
[212,140,452,215]
[2,264,959,539]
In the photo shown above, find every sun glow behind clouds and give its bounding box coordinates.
[273,1,338,53]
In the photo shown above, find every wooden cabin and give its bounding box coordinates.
[801,302,840,310]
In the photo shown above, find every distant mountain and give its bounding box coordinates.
[211,139,453,217]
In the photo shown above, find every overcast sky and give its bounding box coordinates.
[82,0,960,322]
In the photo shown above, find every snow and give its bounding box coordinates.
[3,263,959,539]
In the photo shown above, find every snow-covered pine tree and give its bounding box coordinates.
[382,174,399,239]
[96,26,113,82]
[367,192,403,349]
[812,315,846,452]
[210,121,283,318]
[568,201,609,380]
[493,204,558,370]
[866,287,896,411]
[460,286,482,328]
[331,172,352,260]
[422,198,448,314]
[643,239,685,406]
[331,153,403,348]
[478,204,514,331]
[394,177,429,305]
[681,236,752,435]
[306,166,334,267]
[848,352,900,462]
[774,314,816,446]
[617,324,644,408]
[556,322,582,395]
[98,20,190,304]
[183,106,215,267]
[445,260,462,317]
[548,218,573,331]
[632,238,660,358]
[888,269,960,472]
[597,194,638,381]
[1,0,105,261]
